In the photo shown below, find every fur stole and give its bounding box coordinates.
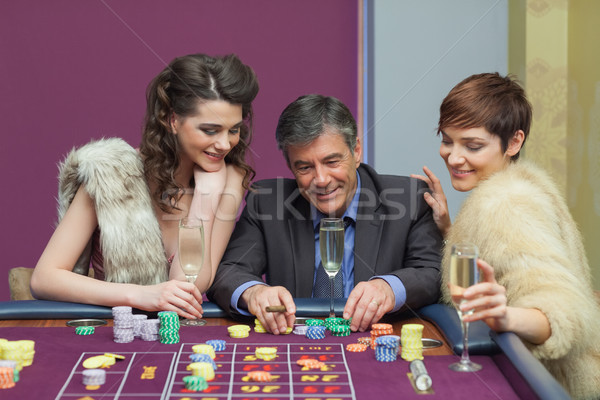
[442,160,600,399]
[57,138,168,284]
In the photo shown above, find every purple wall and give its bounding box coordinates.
[0,1,358,301]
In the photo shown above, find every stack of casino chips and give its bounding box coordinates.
[293,324,308,335]
[132,314,148,338]
[192,344,216,361]
[305,319,324,328]
[82,369,106,386]
[182,375,208,391]
[255,347,277,361]
[17,340,35,368]
[357,336,372,348]
[252,319,292,334]
[330,324,351,337]
[187,362,215,381]
[374,335,400,362]
[370,323,394,349]
[324,317,351,331]
[190,353,217,370]
[158,311,180,344]
[112,306,134,343]
[140,319,160,341]
[0,361,18,384]
[0,340,35,371]
[0,366,15,389]
[227,325,250,338]
[254,319,267,333]
[400,324,424,361]
[206,339,226,352]
[305,325,326,340]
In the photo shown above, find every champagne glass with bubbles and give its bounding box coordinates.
[448,243,482,371]
[178,217,206,326]
[320,218,345,318]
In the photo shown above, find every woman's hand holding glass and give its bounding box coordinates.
[459,259,509,332]
[178,216,206,326]
[129,280,203,319]
[448,243,481,372]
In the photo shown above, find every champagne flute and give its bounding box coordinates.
[448,243,482,372]
[178,217,206,326]
[319,218,345,318]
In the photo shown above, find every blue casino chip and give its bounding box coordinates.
[206,339,227,351]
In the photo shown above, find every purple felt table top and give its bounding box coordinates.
[0,325,522,399]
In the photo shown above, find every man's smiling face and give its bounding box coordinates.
[287,130,361,217]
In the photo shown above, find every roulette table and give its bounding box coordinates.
[0,300,570,400]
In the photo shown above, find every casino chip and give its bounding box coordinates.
[82,353,123,369]
[296,358,325,370]
[0,361,18,384]
[227,325,251,339]
[187,362,215,381]
[247,371,272,382]
[205,339,226,352]
[346,343,368,352]
[75,326,95,335]
[112,306,135,343]
[158,311,180,344]
[370,323,394,349]
[82,369,106,386]
[254,319,267,333]
[330,325,351,337]
[0,367,15,389]
[189,353,217,370]
[293,325,308,335]
[132,314,148,338]
[401,324,424,361]
[357,336,372,346]
[305,325,326,340]
[104,353,125,360]
[0,340,35,371]
[140,319,160,341]
[192,344,216,360]
[183,375,208,391]
[374,335,400,362]
[255,347,277,361]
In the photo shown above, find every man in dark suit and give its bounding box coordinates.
[207,95,442,333]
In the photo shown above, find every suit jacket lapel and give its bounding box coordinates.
[287,190,316,297]
[354,165,384,284]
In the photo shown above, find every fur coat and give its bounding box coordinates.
[442,161,600,400]
[57,138,168,284]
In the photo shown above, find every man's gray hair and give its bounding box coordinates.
[275,94,357,161]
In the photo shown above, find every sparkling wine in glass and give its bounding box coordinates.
[178,217,206,326]
[319,218,344,318]
[448,243,482,372]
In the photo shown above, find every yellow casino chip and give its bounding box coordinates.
[83,355,109,369]
[101,356,116,368]
[104,353,125,360]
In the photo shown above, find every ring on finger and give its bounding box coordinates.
[371,300,379,307]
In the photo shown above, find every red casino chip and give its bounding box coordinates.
[296,358,318,366]
[247,371,272,382]
[346,343,368,352]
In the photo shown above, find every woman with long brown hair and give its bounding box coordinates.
[31,53,259,319]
